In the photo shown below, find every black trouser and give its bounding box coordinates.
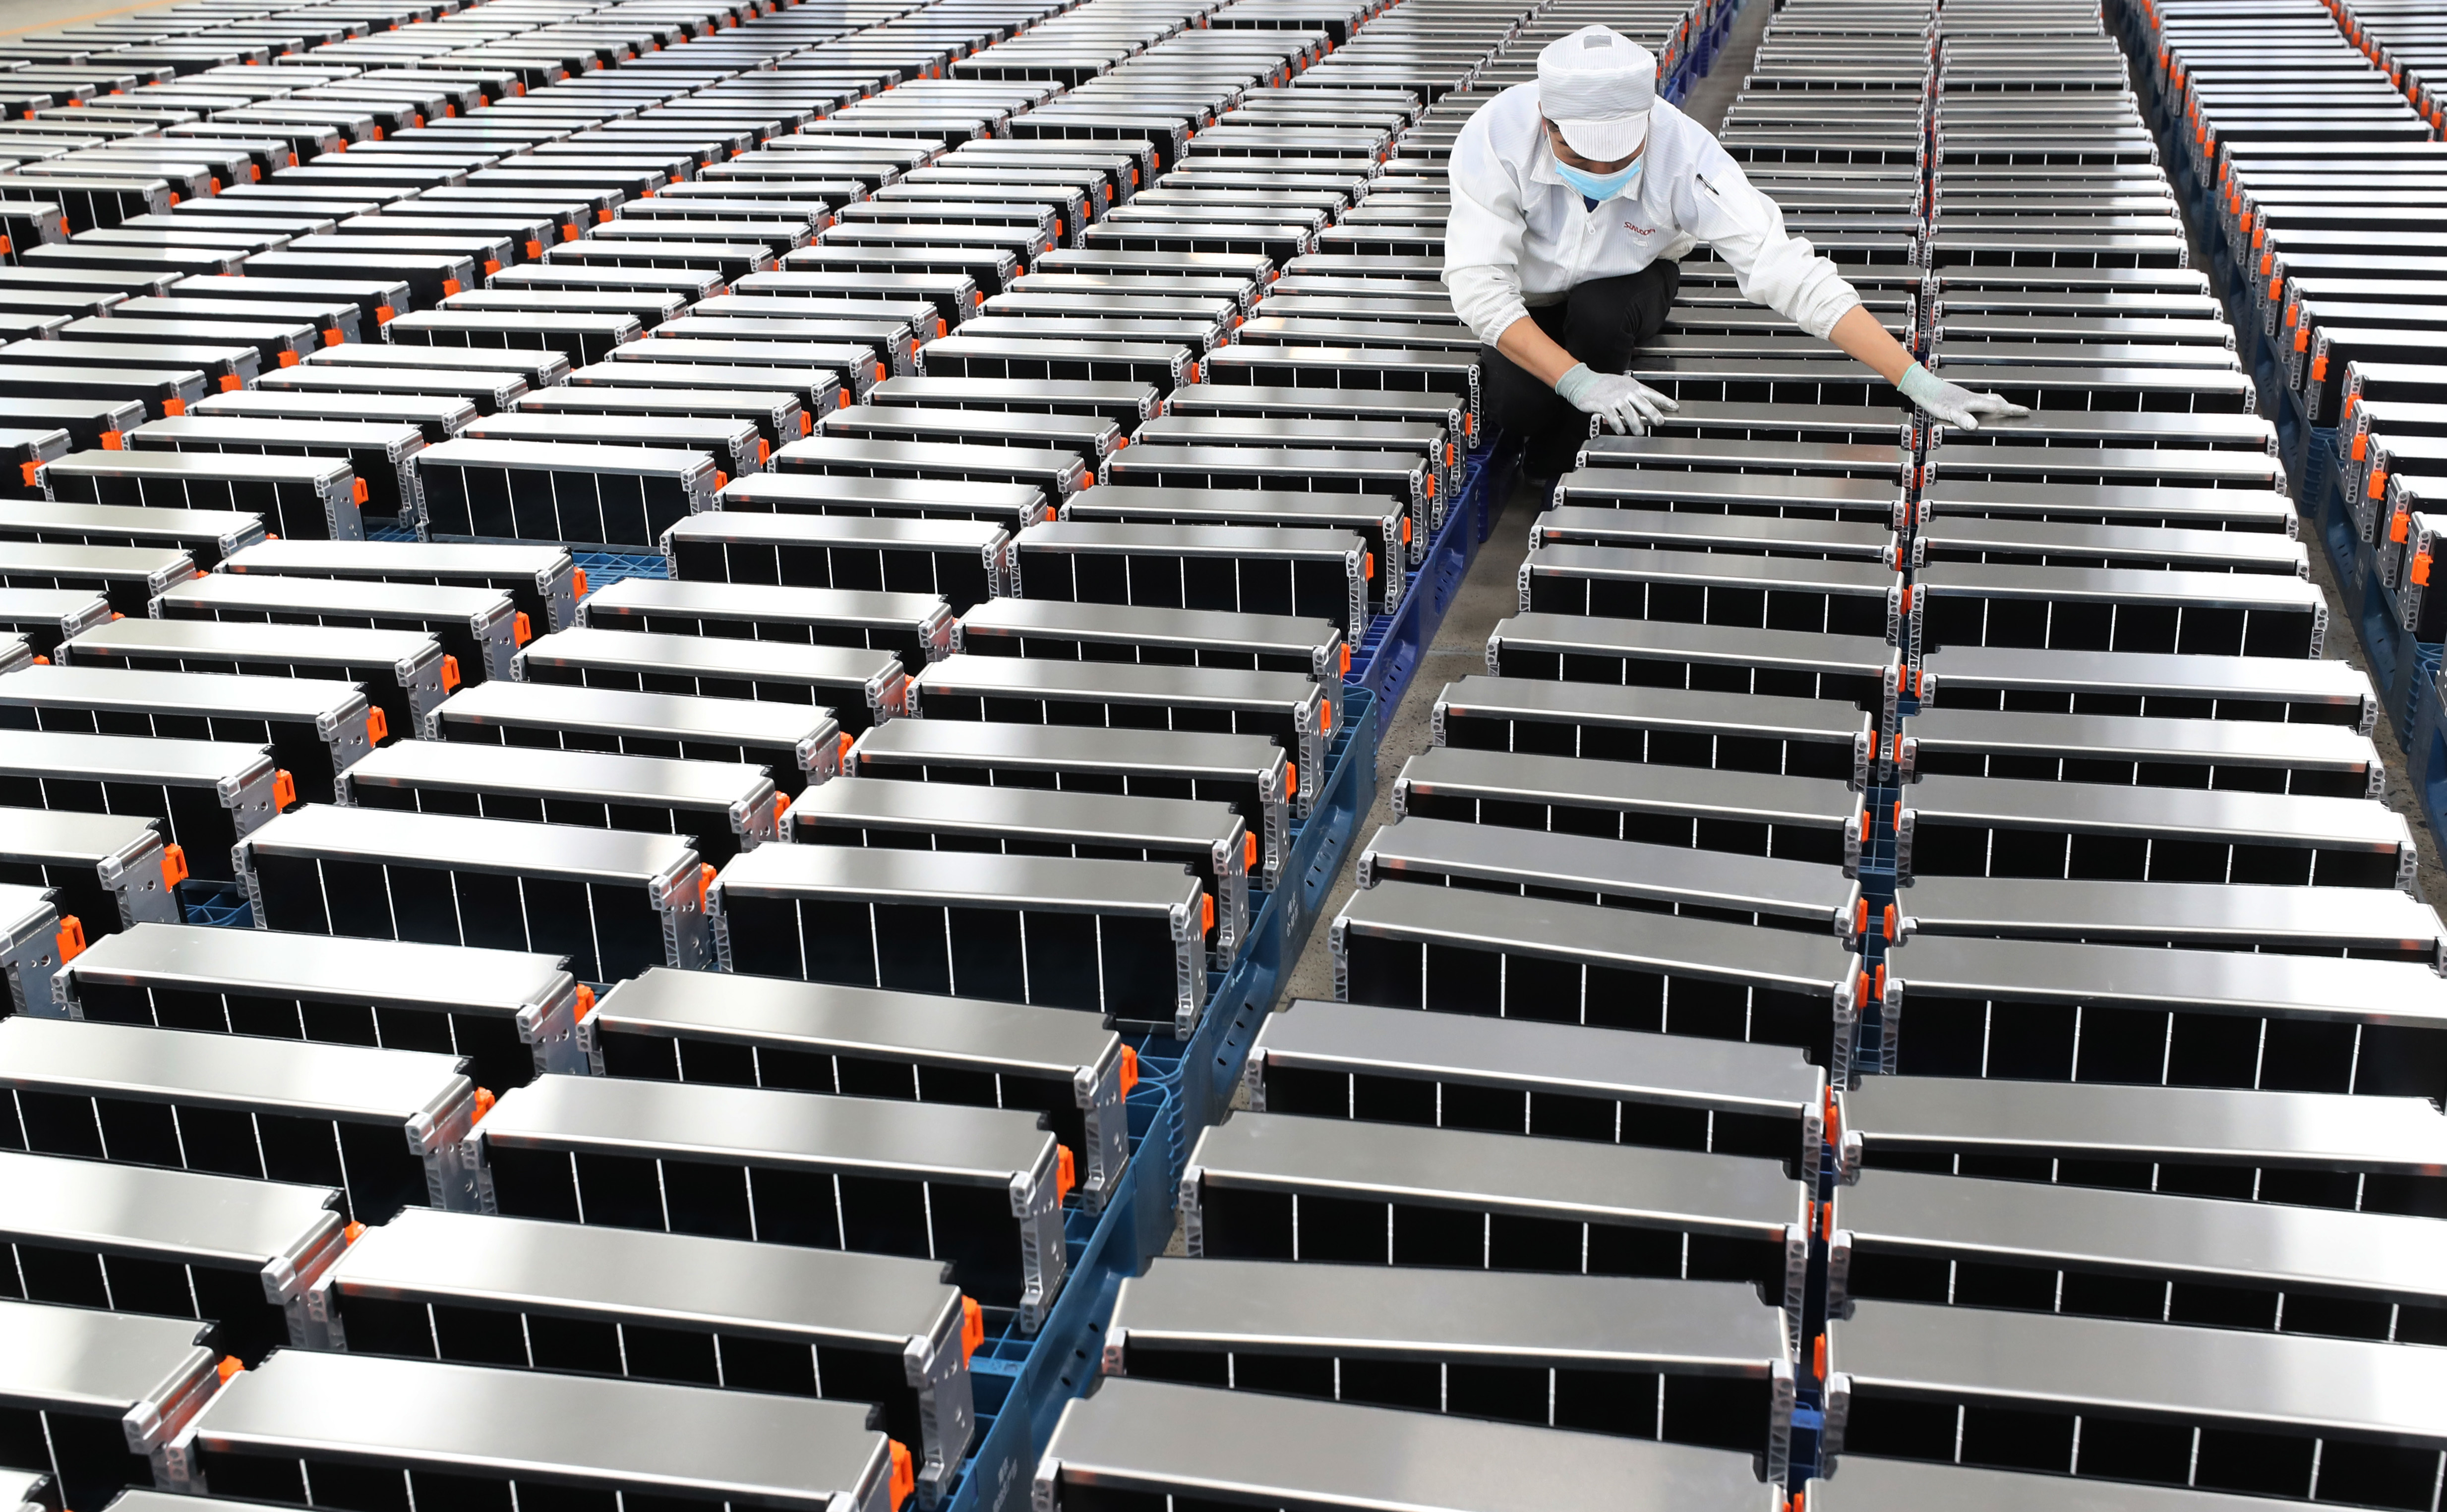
[1479,259,1680,479]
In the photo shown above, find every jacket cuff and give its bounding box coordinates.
[1800,287,1863,342]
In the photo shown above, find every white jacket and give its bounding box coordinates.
[1442,83,1863,349]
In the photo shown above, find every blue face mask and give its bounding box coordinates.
[1555,158,1642,203]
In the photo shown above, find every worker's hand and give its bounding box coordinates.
[1555,363,1679,435]
[1897,360,2029,431]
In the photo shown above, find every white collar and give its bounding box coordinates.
[1525,127,1567,188]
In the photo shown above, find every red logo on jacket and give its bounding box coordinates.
[1622,221,1657,234]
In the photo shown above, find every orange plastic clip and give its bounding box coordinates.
[513,611,533,646]
[959,1295,985,1362]
[698,862,716,907]
[343,1221,365,1244]
[1200,891,1214,934]
[217,1356,245,1385]
[1812,1334,1827,1381]
[440,655,461,692]
[1285,762,1295,796]
[2413,553,2433,588]
[376,305,396,324]
[471,1087,496,1123]
[2353,433,2369,463]
[573,984,596,1021]
[353,476,369,504]
[2375,470,2392,504]
[1339,642,1351,675]
[526,239,542,259]
[161,844,188,886]
[100,431,122,450]
[1853,898,1869,937]
[18,461,38,489]
[273,770,298,810]
[1363,551,1374,580]
[366,706,388,745]
[572,569,588,598]
[1118,1045,1139,1098]
[1054,1144,1076,1203]
[164,399,186,416]
[1319,698,1332,733]
[54,915,84,963]
[839,731,856,768]
[1883,904,1897,940]
[442,279,462,296]
[887,1441,915,1510]
[1244,831,1257,872]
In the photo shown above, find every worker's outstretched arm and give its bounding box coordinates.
[1825,304,1916,385]
[1679,154,2031,431]
[1827,305,2033,431]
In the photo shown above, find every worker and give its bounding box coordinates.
[1445,25,2028,480]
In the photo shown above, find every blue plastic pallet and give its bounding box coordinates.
[2294,406,2440,734]
[366,521,673,599]
[938,685,1381,1512]
[571,549,670,591]
[178,880,253,929]
[935,1078,1177,1512]
[1347,433,1520,715]
[1143,685,1380,1163]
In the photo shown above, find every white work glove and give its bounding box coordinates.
[1897,360,2029,430]
[1555,362,1679,435]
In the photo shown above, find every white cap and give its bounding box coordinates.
[1537,25,1656,162]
